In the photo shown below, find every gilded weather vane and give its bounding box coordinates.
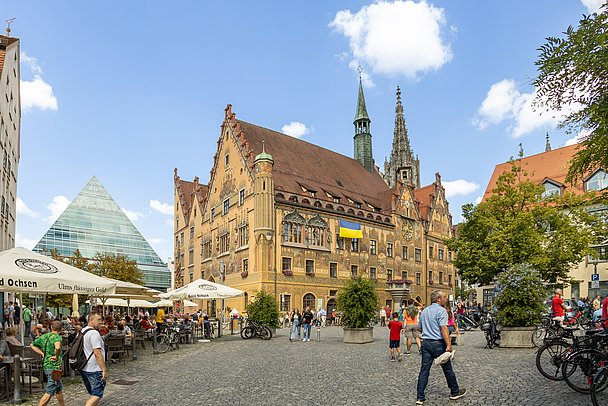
[5,18,15,36]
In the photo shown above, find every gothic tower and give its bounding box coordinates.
[253,142,275,274]
[353,77,374,172]
[384,86,420,188]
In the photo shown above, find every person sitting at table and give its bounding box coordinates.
[5,327,21,346]
[119,320,132,345]
[140,316,153,331]
[32,323,44,339]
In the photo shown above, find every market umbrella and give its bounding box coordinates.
[87,298,155,308]
[159,278,243,300]
[0,248,116,295]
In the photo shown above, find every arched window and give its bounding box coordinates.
[306,214,328,247]
[282,210,305,244]
[585,169,607,191]
[303,293,316,310]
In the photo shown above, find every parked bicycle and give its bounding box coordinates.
[480,312,500,349]
[156,324,181,353]
[240,319,272,340]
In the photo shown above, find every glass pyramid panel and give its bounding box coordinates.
[34,176,170,291]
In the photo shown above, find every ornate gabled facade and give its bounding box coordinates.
[384,87,420,189]
[174,84,455,315]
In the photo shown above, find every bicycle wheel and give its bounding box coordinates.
[485,330,493,349]
[156,335,170,353]
[536,340,569,380]
[591,367,608,406]
[562,349,605,394]
[531,327,546,348]
[259,326,272,340]
[240,326,255,339]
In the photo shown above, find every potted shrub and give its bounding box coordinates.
[337,276,378,344]
[245,289,280,332]
[495,264,546,348]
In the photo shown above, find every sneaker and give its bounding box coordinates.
[405,351,411,356]
[449,389,467,400]
[391,357,395,362]
[415,400,425,405]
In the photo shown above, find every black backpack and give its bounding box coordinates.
[67,328,94,371]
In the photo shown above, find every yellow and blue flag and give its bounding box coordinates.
[339,220,363,239]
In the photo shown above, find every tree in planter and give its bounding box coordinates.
[337,277,378,328]
[246,290,280,329]
[494,264,547,328]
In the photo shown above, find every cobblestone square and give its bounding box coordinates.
[16,326,594,406]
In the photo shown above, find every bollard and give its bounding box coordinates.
[316,325,321,342]
[132,331,138,360]
[153,328,157,354]
[14,355,21,404]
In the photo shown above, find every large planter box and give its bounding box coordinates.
[500,326,535,348]
[343,327,373,344]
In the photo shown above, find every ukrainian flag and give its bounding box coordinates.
[339,220,363,239]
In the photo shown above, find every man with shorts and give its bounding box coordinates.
[80,312,107,406]
[31,320,65,406]
[551,289,566,325]
[388,312,403,362]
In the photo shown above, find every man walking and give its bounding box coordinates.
[30,320,65,406]
[81,312,107,406]
[416,290,466,405]
[23,304,32,338]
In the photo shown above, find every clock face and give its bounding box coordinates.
[402,222,413,240]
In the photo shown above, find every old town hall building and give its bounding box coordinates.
[174,80,456,314]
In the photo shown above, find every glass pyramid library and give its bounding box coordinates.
[33,176,170,291]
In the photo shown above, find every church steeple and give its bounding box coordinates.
[353,75,374,172]
[384,86,420,188]
[545,132,552,152]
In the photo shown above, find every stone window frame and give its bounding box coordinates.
[402,246,407,259]
[416,272,421,285]
[239,188,246,206]
[223,199,230,215]
[281,256,292,272]
[387,242,393,257]
[305,259,315,276]
[370,240,377,255]
[351,265,358,278]
[387,269,393,281]
[370,267,377,280]
[438,248,444,261]
[415,248,422,262]
[329,262,338,278]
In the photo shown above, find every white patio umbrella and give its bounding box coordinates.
[0,248,116,295]
[87,298,155,308]
[159,278,243,300]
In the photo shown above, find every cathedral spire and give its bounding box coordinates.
[383,86,420,188]
[354,76,370,122]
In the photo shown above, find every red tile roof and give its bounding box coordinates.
[414,184,435,221]
[237,120,393,212]
[482,144,590,200]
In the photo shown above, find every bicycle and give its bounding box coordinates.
[156,325,181,353]
[480,312,500,349]
[240,319,272,340]
[591,364,608,406]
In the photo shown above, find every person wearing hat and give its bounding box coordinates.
[415,290,466,405]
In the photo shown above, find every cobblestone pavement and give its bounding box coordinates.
[14,326,594,406]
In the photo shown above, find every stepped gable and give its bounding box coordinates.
[237,120,391,213]
[483,144,587,201]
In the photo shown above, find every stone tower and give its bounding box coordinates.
[384,87,420,188]
[253,142,275,274]
[353,77,374,172]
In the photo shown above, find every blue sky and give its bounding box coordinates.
[6,0,604,261]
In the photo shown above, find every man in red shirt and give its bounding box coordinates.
[551,289,566,325]
[388,312,404,362]
[602,295,608,329]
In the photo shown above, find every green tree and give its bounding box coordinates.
[447,150,596,286]
[533,6,608,184]
[494,264,547,327]
[336,277,378,328]
[245,290,280,328]
[90,253,143,285]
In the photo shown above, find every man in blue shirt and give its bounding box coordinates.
[415,290,467,405]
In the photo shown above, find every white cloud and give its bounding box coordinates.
[443,179,480,198]
[330,0,453,80]
[46,195,71,224]
[16,197,39,218]
[21,52,43,75]
[281,121,310,138]
[474,196,483,205]
[21,76,58,111]
[473,79,578,138]
[150,200,174,216]
[564,129,591,146]
[122,208,144,222]
[581,0,604,13]
[16,234,38,250]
